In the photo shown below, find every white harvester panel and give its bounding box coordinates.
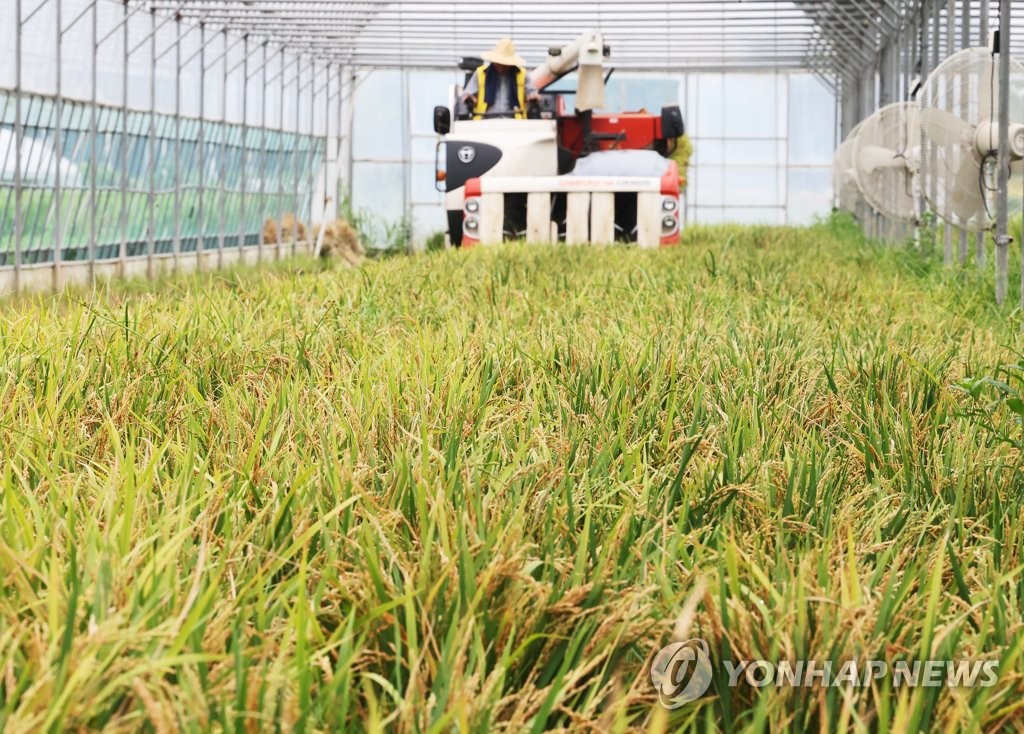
[461,174,681,248]
[589,192,615,244]
[526,192,553,243]
[565,193,590,244]
[477,194,505,244]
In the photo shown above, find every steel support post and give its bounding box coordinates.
[345,68,356,208]
[912,15,921,243]
[322,60,332,239]
[335,64,343,220]
[119,0,129,277]
[861,67,875,237]
[13,0,23,292]
[879,45,893,107]
[198,23,205,268]
[218,30,227,268]
[276,49,286,260]
[839,78,851,141]
[54,0,63,290]
[879,43,894,241]
[959,0,970,264]
[173,16,182,269]
[401,66,412,247]
[292,57,301,256]
[239,34,248,259]
[978,0,990,267]
[995,0,1011,305]
[147,9,156,279]
[60,7,88,272]
[944,0,955,266]
[258,41,267,262]
[925,1,939,250]
[88,0,97,282]
[305,60,316,241]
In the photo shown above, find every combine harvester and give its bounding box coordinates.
[432,31,686,247]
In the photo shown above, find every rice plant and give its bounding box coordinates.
[1,217,1022,732]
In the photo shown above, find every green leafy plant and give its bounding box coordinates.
[424,230,447,252]
[956,357,1024,455]
[670,133,693,190]
[337,191,411,255]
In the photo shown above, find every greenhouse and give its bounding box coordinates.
[2,1,1024,731]
[3,2,1023,284]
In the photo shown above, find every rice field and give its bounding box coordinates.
[2,216,1024,732]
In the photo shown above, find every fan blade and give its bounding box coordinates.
[920,107,972,146]
[977,58,996,121]
[950,158,986,222]
[858,145,905,174]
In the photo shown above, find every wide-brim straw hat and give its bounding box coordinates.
[481,37,526,67]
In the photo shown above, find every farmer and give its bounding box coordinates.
[463,38,540,120]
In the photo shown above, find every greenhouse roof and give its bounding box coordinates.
[137,1,1024,82]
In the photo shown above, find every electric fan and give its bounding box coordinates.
[918,46,1024,231]
[853,102,920,222]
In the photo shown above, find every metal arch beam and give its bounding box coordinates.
[132,0,388,65]
[139,0,825,71]
[800,2,880,64]
[804,0,925,82]
[121,0,978,80]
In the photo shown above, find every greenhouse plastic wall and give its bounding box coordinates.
[687,72,836,225]
[0,0,340,294]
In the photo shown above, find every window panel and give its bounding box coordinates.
[412,202,446,242]
[695,74,724,135]
[723,167,780,207]
[692,207,725,224]
[724,74,779,139]
[727,207,784,224]
[723,139,779,167]
[351,161,406,236]
[353,70,404,160]
[787,167,833,225]
[412,136,439,164]
[409,71,461,136]
[789,74,837,165]
[694,139,723,167]
[411,162,444,206]
[694,166,724,207]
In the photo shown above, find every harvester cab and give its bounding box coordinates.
[433,30,685,247]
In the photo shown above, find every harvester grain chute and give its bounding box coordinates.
[432,31,685,247]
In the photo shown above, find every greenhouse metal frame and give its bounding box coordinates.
[1,0,1022,296]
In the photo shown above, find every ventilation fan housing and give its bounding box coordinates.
[918,46,1024,231]
[853,102,920,222]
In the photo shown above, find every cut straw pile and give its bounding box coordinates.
[312,218,365,265]
[262,212,307,244]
